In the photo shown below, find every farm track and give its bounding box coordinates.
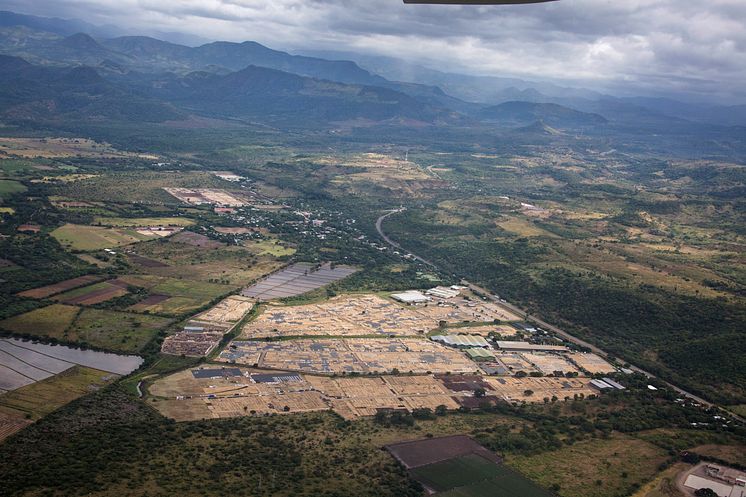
[374,209,745,423]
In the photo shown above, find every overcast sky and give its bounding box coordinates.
[3,0,745,102]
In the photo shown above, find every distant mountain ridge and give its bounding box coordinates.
[477,101,607,127]
[0,9,745,130]
[0,54,451,126]
[0,54,182,123]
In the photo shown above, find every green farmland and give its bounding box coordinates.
[411,454,554,497]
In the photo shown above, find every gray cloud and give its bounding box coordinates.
[2,0,745,102]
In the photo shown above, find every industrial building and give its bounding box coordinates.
[391,290,431,304]
[192,368,242,379]
[466,348,496,361]
[251,372,303,384]
[426,286,461,299]
[601,378,625,390]
[495,341,568,352]
[684,474,746,497]
[590,379,614,390]
[431,334,490,348]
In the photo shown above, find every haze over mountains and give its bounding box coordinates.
[0,9,745,132]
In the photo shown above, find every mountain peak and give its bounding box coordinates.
[56,66,105,85]
[57,32,104,51]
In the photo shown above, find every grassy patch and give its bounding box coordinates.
[245,238,296,257]
[52,281,127,305]
[689,444,746,467]
[497,216,554,238]
[51,224,156,251]
[0,179,26,200]
[121,275,233,315]
[67,308,173,353]
[132,238,283,286]
[628,462,688,497]
[0,304,79,338]
[728,405,746,417]
[507,435,669,497]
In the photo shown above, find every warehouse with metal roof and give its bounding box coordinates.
[466,348,496,361]
[431,334,490,348]
[495,341,568,352]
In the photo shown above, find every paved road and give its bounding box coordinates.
[375,209,745,420]
[375,208,437,268]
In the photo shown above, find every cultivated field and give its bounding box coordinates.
[163,187,249,206]
[0,179,26,198]
[0,365,117,420]
[0,304,171,353]
[0,304,80,338]
[128,236,283,286]
[52,280,129,305]
[0,337,141,397]
[17,275,104,298]
[93,216,194,227]
[0,411,30,443]
[386,435,552,497]
[51,223,158,251]
[67,309,173,353]
[119,275,233,315]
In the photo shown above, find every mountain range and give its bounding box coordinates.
[0,10,744,131]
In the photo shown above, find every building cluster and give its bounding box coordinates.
[391,285,466,304]
[684,464,746,497]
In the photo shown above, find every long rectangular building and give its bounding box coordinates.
[432,334,490,348]
[495,341,568,352]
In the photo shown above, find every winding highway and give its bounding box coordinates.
[375,208,745,421]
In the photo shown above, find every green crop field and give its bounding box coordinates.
[0,366,118,421]
[150,278,232,299]
[51,224,156,251]
[120,275,232,316]
[0,179,26,197]
[0,304,79,338]
[245,238,296,257]
[0,304,171,352]
[411,454,553,497]
[411,454,503,492]
[437,471,555,497]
